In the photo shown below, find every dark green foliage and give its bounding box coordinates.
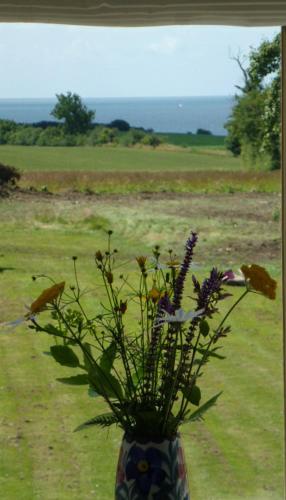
[185,391,223,422]
[8,126,42,146]
[50,345,80,367]
[225,34,281,170]
[109,119,130,131]
[182,385,201,406]
[57,374,89,385]
[99,341,117,373]
[87,361,124,400]
[0,120,17,144]
[0,162,20,186]
[51,92,95,134]
[196,128,212,135]
[37,126,77,147]
[74,412,119,432]
[199,319,210,337]
[141,134,161,147]
[98,127,116,144]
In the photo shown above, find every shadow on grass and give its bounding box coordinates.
[0,267,15,274]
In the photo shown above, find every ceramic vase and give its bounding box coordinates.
[115,434,190,499]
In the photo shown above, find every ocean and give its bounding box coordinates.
[0,96,234,136]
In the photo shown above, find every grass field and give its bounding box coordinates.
[0,143,284,499]
[0,144,280,194]
[0,144,240,173]
[157,132,226,148]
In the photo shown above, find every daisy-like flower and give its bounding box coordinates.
[156,307,204,325]
[240,264,277,300]
[26,281,65,318]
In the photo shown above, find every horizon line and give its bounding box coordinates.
[0,94,235,100]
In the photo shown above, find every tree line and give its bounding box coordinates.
[225,33,280,170]
[0,92,161,148]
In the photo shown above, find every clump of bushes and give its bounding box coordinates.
[108,119,130,132]
[196,128,212,135]
[0,119,161,149]
[0,162,21,188]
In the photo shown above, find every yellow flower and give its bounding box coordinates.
[136,256,147,270]
[166,259,180,268]
[26,281,65,317]
[148,287,162,303]
[240,264,277,300]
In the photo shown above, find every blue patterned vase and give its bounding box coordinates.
[115,434,190,499]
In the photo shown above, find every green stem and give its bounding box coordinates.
[180,289,249,421]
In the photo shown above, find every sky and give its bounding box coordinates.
[0,23,280,98]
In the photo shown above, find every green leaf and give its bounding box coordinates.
[88,387,100,398]
[74,412,118,432]
[89,365,124,400]
[131,366,144,389]
[182,385,201,406]
[83,342,93,371]
[184,391,223,423]
[44,324,63,336]
[200,320,210,337]
[50,345,80,367]
[57,374,89,385]
[83,342,124,400]
[100,341,117,373]
[197,347,226,360]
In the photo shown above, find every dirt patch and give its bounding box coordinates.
[4,189,281,265]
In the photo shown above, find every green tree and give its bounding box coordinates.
[225,34,281,170]
[51,92,95,134]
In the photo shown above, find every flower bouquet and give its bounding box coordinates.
[22,231,276,499]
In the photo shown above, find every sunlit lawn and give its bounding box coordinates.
[0,145,280,194]
[0,144,241,173]
[0,190,283,499]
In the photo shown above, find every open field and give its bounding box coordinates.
[19,170,280,194]
[0,144,241,173]
[0,145,280,194]
[0,186,283,499]
[157,132,226,148]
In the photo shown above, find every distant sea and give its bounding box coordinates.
[0,96,234,136]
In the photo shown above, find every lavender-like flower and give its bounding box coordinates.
[196,267,224,315]
[143,294,172,400]
[158,293,174,315]
[173,232,198,311]
[181,269,225,362]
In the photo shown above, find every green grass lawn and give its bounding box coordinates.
[0,191,283,499]
[0,144,241,173]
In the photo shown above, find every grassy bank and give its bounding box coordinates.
[0,191,283,499]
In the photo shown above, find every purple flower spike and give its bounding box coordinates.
[158,293,174,315]
[173,232,198,310]
[197,267,225,315]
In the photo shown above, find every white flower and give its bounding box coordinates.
[156,308,204,325]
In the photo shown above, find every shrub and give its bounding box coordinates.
[0,163,21,186]
[0,120,17,144]
[98,127,116,144]
[8,126,42,146]
[109,119,130,132]
[141,134,161,147]
[196,128,212,135]
[37,127,77,146]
